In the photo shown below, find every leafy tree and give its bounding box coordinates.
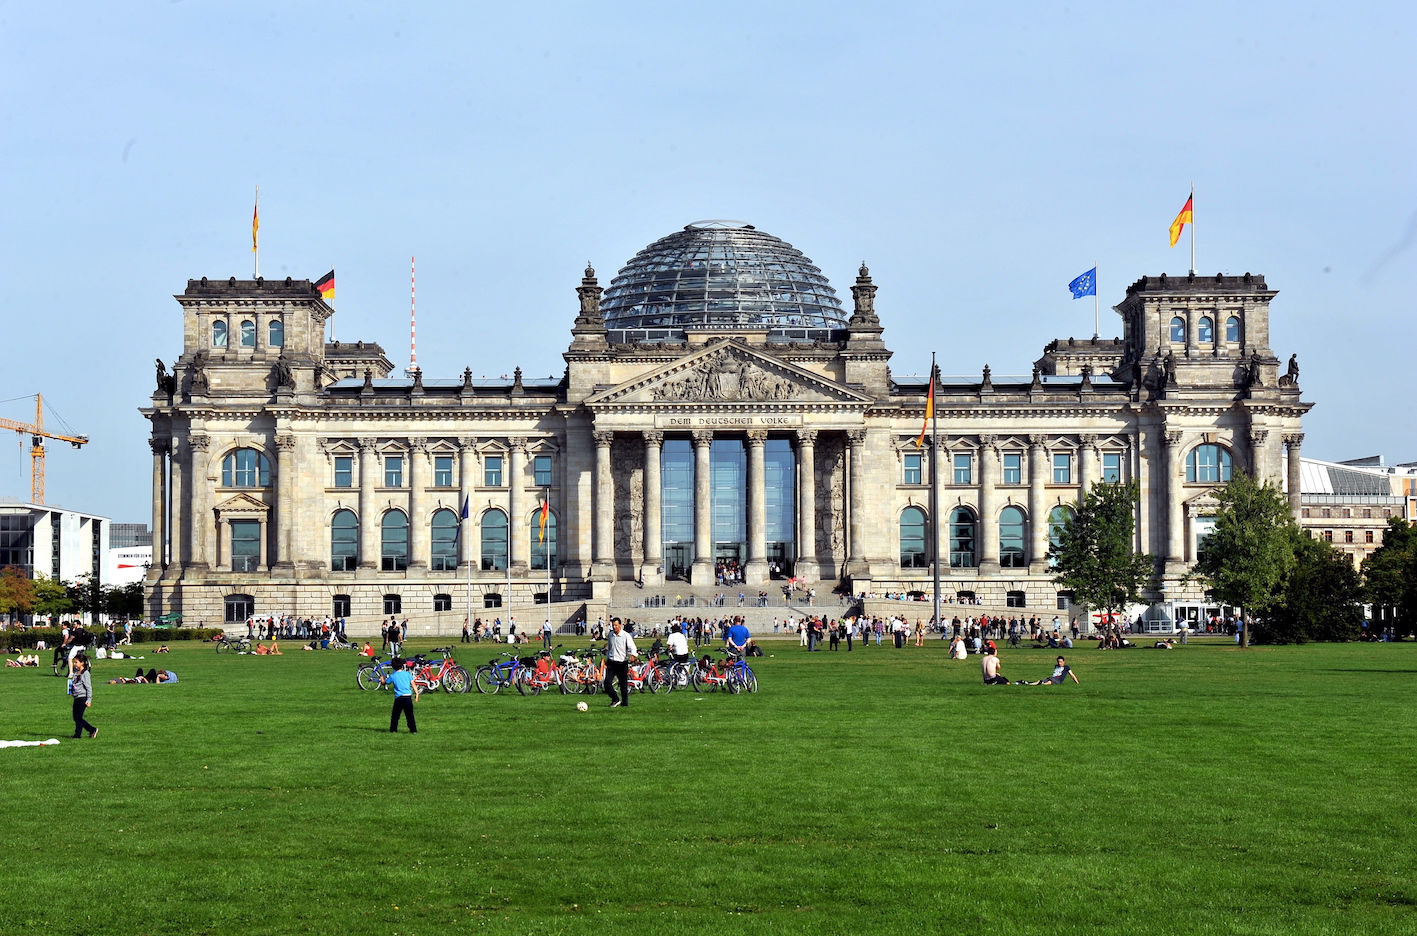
[1361,518,1417,631]
[104,582,145,620]
[1049,480,1155,622]
[31,574,72,621]
[1192,470,1297,648]
[1265,531,1363,643]
[0,566,36,620]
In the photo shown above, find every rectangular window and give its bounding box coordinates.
[1366,530,1375,544]
[433,455,454,487]
[230,520,261,572]
[903,453,922,485]
[1102,452,1122,484]
[1344,530,1354,543]
[1053,453,1072,484]
[332,595,351,618]
[1002,453,1022,485]
[1342,508,1352,519]
[1364,508,1372,519]
[433,594,452,612]
[1322,530,1333,542]
[334,456,353,488]
[533,455,552,487]
[383,594,402,615]
[384,456,403,487]
[484,455,504,487]
[953,454,972,485]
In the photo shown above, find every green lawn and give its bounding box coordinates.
[3,638,1414,935]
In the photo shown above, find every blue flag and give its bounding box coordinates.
[1069,267,1097,299]
[453,495,470,543]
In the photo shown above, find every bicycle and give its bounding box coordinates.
[515,645,565,695]
[657,655,696,693]
[215,634,251,654]
[409,648,470,693]
[356,657,399,691]
[558,647,605,695]
[473,652,527,695]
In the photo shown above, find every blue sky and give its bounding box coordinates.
[2,0,1414,523]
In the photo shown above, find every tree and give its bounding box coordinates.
[1192,470,1297,648]
[31,574,72,621]
[1361,518,1417,632]
[1049,480,1155,624]
[0,566,36,620]
[1265,531,1364,643]
[104,582,145,620]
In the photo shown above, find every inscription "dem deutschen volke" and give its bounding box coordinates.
[654,414,803,428]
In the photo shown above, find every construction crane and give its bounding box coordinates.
[0,394,88,505]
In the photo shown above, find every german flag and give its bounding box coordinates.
[251,202,259,253]
[314,269,335,300]
[914,372,934,448]
[1169,195,1193,248]
[538,498,550,543]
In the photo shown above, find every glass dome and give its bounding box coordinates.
[601,221,847,331]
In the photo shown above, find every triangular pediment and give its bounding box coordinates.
[214,492,270,515]
[1183,489,1223,514]
[586,341,871,408]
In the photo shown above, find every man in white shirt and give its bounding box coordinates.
[602,617,638,708]
[666,623,690,663]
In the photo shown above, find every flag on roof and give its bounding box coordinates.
[314,269,335,300]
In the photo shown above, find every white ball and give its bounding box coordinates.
[576,701,588,712]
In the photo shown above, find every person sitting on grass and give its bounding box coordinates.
[155,644,171,653]
[980,642,1010,685]
[1020,656,1080,686]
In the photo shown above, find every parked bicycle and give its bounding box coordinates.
[473,652,528,695]
[215,634,252,654]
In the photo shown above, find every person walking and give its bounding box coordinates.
[602,617,637,708]
[69,653,98,738]
[388,659,419,733]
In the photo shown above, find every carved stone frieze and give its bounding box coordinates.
[648,346,822,403]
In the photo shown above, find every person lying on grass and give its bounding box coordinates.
[1019,656,1080,686]
[7,654,40,667]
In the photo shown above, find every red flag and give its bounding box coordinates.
[914,374,934,448]
[538,499,549,543]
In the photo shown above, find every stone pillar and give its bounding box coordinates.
[163,437,184,578]
[1248,428,1269,482]
[408,438,429,571]
[357,439,379,570]
[978,435,1000,574]
[258,517,269,571]
[188,434,211,571]
[1284,432,1304,520]
[691,430,714,584]
[507,439,529,575]
[149,438,168,572]
[1028,434,1049,573]
[458,438,476,570]
[640,431,663,585]
[1164,431,1186,569]
[591,431,615,581]
[845,430,870,580]
[745,430,769,584]
[1078,434,1098,499]
[273,434,296,570]
[796,429,817,581]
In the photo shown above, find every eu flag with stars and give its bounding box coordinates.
[1069,267,1097,299]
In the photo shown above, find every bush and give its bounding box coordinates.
[2,626,223,651]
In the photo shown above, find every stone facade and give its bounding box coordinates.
[142,251,1311,626]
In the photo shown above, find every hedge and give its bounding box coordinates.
[2,626,224,652]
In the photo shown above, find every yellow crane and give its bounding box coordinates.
[0,394,88,505]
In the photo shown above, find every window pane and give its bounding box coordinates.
[385,456,403,487]
[240,320,256,347]
[1053,454,1071,484]
[1226,316,1241,342]
[268,320,284,347]
[431,509,459,571]
[381,512,408,571]
[1170,316,1185,342]
[1102,453,1122,483]
[660,439,694,547]
[334,456,353,488]
[331,509,358,571]
[231,520,261,572]
[481,510,507,571]
[1002,453,1021,485]
[764,439,795,547]
[212,321,228,347]
[434,455,453,487]
[1197,317,1213,343]
[531,509,557,570]
[953,454,972,485]
[533,455,552,487]
[903,453,921,485]
[949,508,976,567]
[484,456,503,487]
[900,506,927,568]
[999,506,1026,568]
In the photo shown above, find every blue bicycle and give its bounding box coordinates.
[355,657,399,691]
[473,652,527,694]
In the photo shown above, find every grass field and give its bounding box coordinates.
[3,636,1414,935]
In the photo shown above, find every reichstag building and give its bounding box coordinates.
[142,221,1311,625]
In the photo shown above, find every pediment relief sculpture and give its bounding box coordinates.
[647,348,829,404]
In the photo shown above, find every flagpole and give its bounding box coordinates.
[1093,261,1100,338]
[545,487,552,632]
[253,185,260,279]
[929,353,941,633]
[1189,183,1196,275]
[465,505,472,639]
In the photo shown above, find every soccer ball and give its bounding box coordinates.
[576,701,588,712]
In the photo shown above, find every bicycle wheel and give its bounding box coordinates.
[444,666,470,694]
[514,669,530,696]
[560,666,580,694]
[473,666,499,695]
[642,668,662,694]
[690,670,709,693]
[356,664,381,691]
[215,641,229,654]
[742,669,758,693]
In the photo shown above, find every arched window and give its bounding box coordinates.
[1185,444,1233,483]
[1169,316,1186,342]
[531,508,558,571]
[1225,316,1241,342]
[212,320,228,347]
[1197,316,1214,343]
[240,320,256,347]
[330,509,358,571]
[999,505,1026,568]
[899,506,928,569]
[1048,505,1075,568]
[381,510,408,571]
[430,508,459,571]
[268,320,284,347]
[949,507,977,568]
[480,509,507,571]
[222,448,270,487]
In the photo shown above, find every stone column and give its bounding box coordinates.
[408,438,429,571]
[258,517,269,571]
[745,430,769,584]
[978,435,1000,574]
[357,439,379,570]
[1164,430,1186,568]
[591,431,615,581]
[149,438,168,573]
[507,439,528,575]
[640,431,663,585]
[188,434,211,571]
[1247,428,1269,482]
[273,434,296,570]
[691,430,714,584]
[1078,434,1098,499]
[458,438,476,570]
[845,430,870,580]
[163,437,184,578]
[1027,434,1049,573]
[1284,432,1304,520]
[796,429,817,582]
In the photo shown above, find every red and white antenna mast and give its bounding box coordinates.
[405,255,420,378]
